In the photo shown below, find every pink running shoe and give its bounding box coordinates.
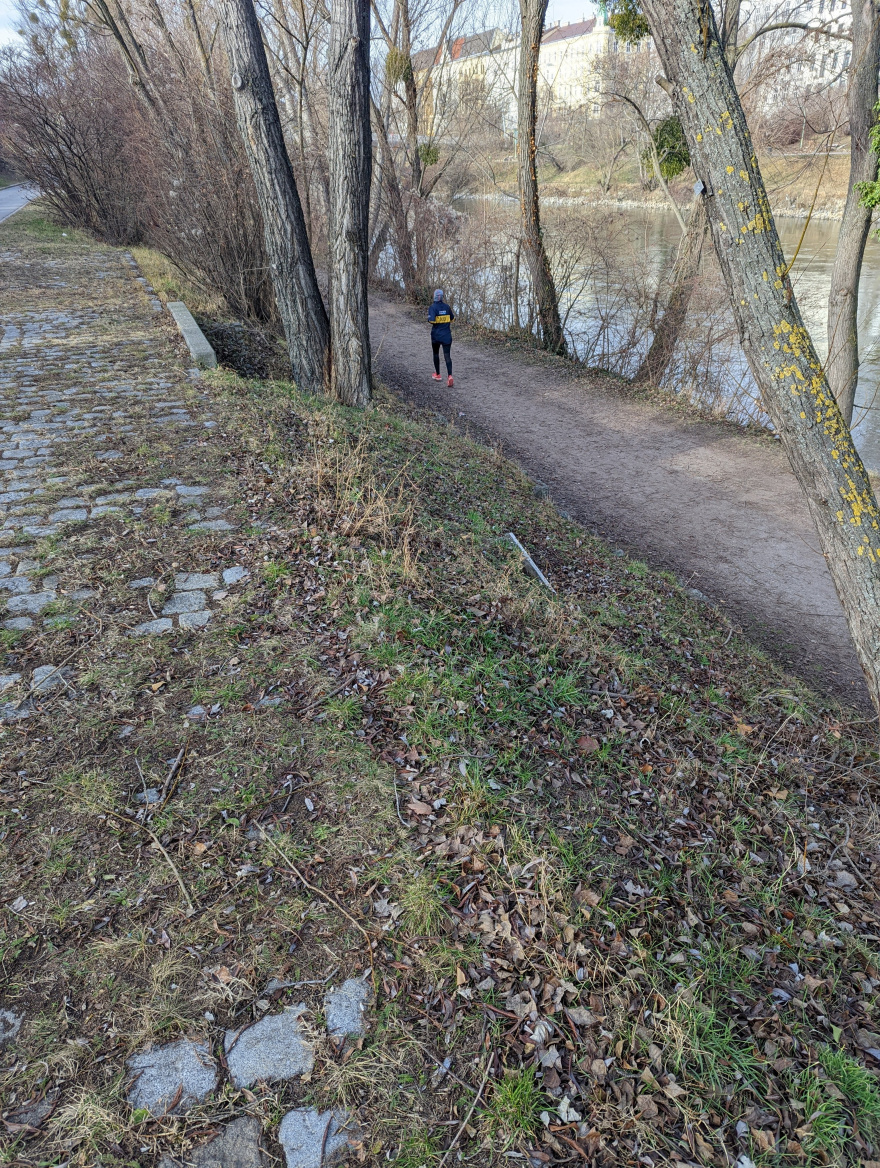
[447,375,454,387]
[432,372,442,381]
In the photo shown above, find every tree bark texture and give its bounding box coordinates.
[221,0,329,395]
[328,0,372,407]
[826,0,880,426]
[517,0,567,355]
[632,197,707,386]
[640,0,880,714]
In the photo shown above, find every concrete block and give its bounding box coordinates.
[167,303,217,369]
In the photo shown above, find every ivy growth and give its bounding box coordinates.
[643,116,691,180]
[856,101,880,226]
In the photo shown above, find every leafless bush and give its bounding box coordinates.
[0,21,278,325]
[0,41,143,244]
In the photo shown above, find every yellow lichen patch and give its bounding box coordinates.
[762,271,769,281]
[727,165,734,174]
[719,222,727,231]
[739,169,749,181]
[696,133,703,142]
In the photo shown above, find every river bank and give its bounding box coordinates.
[3,205,880,1168]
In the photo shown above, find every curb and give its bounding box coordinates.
[167,301,217,369]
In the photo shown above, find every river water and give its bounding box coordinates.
[450,196,880,470]
[616,208,880,471]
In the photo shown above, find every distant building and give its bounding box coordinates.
[411,14,643,133]
[739,0,852,99]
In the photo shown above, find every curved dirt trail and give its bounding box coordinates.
[370,292,871,711]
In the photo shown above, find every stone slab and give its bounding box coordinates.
[32,664,69,694]
[0,673,22,692]
[224,1006,314,1088]
[131,618,173,637]
[278,1108,355,1168]
[179,609,211,630]
[223,566,249,585]
[325,978,371,1039]
[162,590,207,614]
[0,1008,23,1045]
[157,1117,266,1168]
[6,591,55,614]
[174,572,219,590]
[126,1038,218,1116]
[167,302,217,369]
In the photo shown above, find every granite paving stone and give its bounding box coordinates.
[277,1108,355,1168]
[126,1039,219,1116]
[324,979,372,1040]
[224,1006,314,1088]
[178,609,211,630]
[162,590,207,614]
[157,1117,266,1168]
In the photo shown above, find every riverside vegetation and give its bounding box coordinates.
[1,209,880,1168]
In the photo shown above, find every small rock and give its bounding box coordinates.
[179,610,211,630]
[224,1006,314,1088]
[157,1116,266,1168]
[0,1008,24,1045]
[325,978,371,1039]
[222,566,249,585]
[176,485,209,497]
[129,577,155,589]
[162,591,207,615]
[126,1038,218,1116]
[134,488,161,500]
[135,788,161,804]
[278,1108,356,1168]
[186,705,208,723]
[0,673,22,693]
[833,870,858,891]
[3,617,33,630]
[130,618,173,637]
[10,896,27,912]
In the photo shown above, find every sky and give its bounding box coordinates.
[0,0,602,50]
[0,0,18,47]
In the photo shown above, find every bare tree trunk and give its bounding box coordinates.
[371,95,417,293]
[220,0,329,395]
[826,0,880,426]
[517,0,566,355]
[328,0,372,407]
[641,0,880,714]
[632,198,707,386]
[398,0,428,289]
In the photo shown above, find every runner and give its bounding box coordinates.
[428,288,455,387]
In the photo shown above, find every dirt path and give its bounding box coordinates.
[370,293,870,710]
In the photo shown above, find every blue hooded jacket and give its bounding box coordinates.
[428,296,455,344]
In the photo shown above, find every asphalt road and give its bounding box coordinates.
[0,184,37,223]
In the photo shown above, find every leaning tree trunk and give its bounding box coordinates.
[517,0,566,355]
[640,0,880,714]
[220,0,329,395]
[328,0,372,407]
[826,0,880,426]
[633,198,707,386]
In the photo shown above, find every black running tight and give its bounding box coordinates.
[432,340,452,375]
